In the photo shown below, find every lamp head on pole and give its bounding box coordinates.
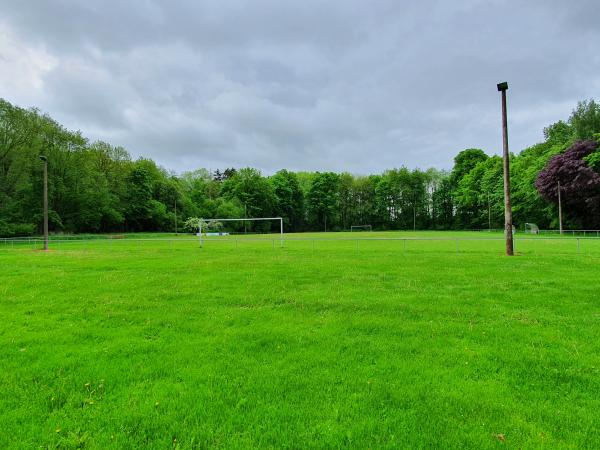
[497,82,508,92]
[39,155,47,162]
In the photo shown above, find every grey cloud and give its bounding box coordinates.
[0,0,598,174]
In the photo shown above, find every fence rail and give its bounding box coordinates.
[3,229,600,242]
[2,236,600,243]
[2,235,599,256]
[469,228,600,237]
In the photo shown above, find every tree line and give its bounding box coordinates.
[1,97,599,237]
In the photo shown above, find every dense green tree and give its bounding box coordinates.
[454,157,502,229]
[510,143,561,228]
[375,168,430,229]
[543,120,574,146]
[349,175,378,228]
[221,168,276,231]
[307,172,340,231]
[569,100,600,141]
[337,173,354,230]
[584,140,600,174]
[124,160,161,231]
[424,168,449,229]
[450,149,489,228]
[270,169,304,231]
[431,177,454,229]
[0,99,37,235]
[2,96,600,237]
[409,169,429,230]
[450,149,488,186]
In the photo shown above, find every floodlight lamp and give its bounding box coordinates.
[39,155,47,161]
[497,82,508,91]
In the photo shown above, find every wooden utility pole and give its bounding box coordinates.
[557,181,563,235]
[39,155,49,251]
[497,82,514,255]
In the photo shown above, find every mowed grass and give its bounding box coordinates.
[1,232,599,449]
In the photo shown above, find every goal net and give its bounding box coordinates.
[197,217,284,247]
[351,225,372,232]
[525,223,539,234]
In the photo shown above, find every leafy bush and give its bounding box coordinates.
[536,140,600,228]
[0,220,36,237]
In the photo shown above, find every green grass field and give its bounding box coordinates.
[1,231,599,448]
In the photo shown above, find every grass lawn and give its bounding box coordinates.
[1,231,599,448]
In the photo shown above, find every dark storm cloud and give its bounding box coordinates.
[0,0,598,174]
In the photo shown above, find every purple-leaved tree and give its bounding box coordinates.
[535,140,600,228]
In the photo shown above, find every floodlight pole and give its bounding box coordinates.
[488,192,491,230]
[198,220,203,248]
[497,82,514,256]
[557,181,563,235]
[174,198,178,235]
[39,155,49,251]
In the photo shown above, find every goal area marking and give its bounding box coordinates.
[197,217,283,247]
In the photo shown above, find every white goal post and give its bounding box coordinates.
[197,217,283,247]
[351,225,372,232]
[525,223,539,234]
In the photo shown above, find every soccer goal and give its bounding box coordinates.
[525,223,539,234]
[197,217,283,247]
[351,225,372,232]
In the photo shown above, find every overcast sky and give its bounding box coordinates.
[1,1,598,174]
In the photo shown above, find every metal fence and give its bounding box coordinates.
[2,235,599,256]
[469,228,600,237]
